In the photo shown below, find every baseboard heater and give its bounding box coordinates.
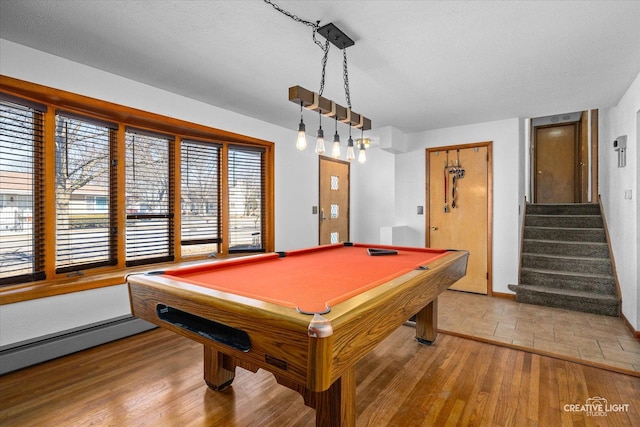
[0,315,156,375]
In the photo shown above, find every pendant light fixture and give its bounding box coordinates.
[265,0,371,162]
[358,128,367,164]
[296,101,307,151]
[331,116,341,158]
[315,111,325,154]
[346,125,355,162]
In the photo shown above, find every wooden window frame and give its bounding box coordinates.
[0,75,275,304]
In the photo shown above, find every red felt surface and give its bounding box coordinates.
[162,243,449,314]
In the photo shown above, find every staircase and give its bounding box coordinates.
[508,203,620,316]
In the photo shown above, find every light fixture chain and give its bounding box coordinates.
[343,49,352,109]
[263,0,318,29]
[264,0,330,95]
[318,39,330,95]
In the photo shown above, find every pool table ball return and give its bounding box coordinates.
[127,242,468,426]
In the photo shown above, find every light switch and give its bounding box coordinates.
[624,190,632,200]
[417,206,424,215]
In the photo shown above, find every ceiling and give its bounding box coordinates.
[1,1,639,136]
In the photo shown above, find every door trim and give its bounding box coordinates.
[590,109,599,203]
[425,141,493,296]
[531,110,598,204]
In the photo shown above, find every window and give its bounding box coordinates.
[125,129,174,266]
[228,145,265,253]
[181,140,221,256]
[0,95,45,285]
[0,78,273,299]
[55,112,117,273]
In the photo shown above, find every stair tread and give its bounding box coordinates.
[511,284,618,300]
[521,267,614,279]
[527,213,602,218]
[526,203,596,205]
[525,225,604,230]
[523,238,607,246]
[523,252,610,262]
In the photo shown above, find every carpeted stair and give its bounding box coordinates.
[508,203,620,316]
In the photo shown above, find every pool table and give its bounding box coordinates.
[127,242,468,426]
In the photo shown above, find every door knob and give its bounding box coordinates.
[431,226,438,231]
[537,171,543,174]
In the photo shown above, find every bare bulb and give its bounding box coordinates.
[315,128,325,154]
[346,145,355,162]
[331,136,341,159]
[296,129,307,151]
[358,147,366,164]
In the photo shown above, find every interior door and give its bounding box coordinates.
[427,145,490,294]
[534,123,578,203]
[319,157,349,245]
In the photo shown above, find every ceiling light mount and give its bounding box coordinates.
[317,23,354,49]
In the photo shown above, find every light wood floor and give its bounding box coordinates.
[1,315,639,426]
[438,290,640,374]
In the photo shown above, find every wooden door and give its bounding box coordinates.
[534,123,578,203]
[427,144,490,294]
[319,157,349,245]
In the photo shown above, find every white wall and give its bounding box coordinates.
[350,145,395,243]
[0,39,321,346]
[357,119,523,295]
[0,285,132,345]
[599,71,639,330]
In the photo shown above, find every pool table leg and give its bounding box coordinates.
[274,365,356,427]
[203,346,236,390]
[415,297,438,345]
[203,345,356,426]
[311,366,356,427]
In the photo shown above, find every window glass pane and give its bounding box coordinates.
[125,130,173,265]
[0,100,44,284]
[55,114,114,272]
[181,140,220,256]
[331,175,339,190]
[228,146,265,253]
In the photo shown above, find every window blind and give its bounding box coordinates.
[0,96,46,285]
[181,140,221,255]
[125,129,174,266]
[228,145,265,253]
[55,113,117,273]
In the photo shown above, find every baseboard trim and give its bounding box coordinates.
[492,291,516,301]
[620,311,640,340]
[0,315,156,374]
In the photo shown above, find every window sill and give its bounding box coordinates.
[0,253,252,305]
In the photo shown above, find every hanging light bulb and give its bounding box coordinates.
[346,125,355,162]
[358,128,366,164]
[296,101,307,151]
[331,116,341,158]
[315,111,325,154]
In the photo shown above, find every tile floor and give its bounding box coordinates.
[437,290,640,375]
